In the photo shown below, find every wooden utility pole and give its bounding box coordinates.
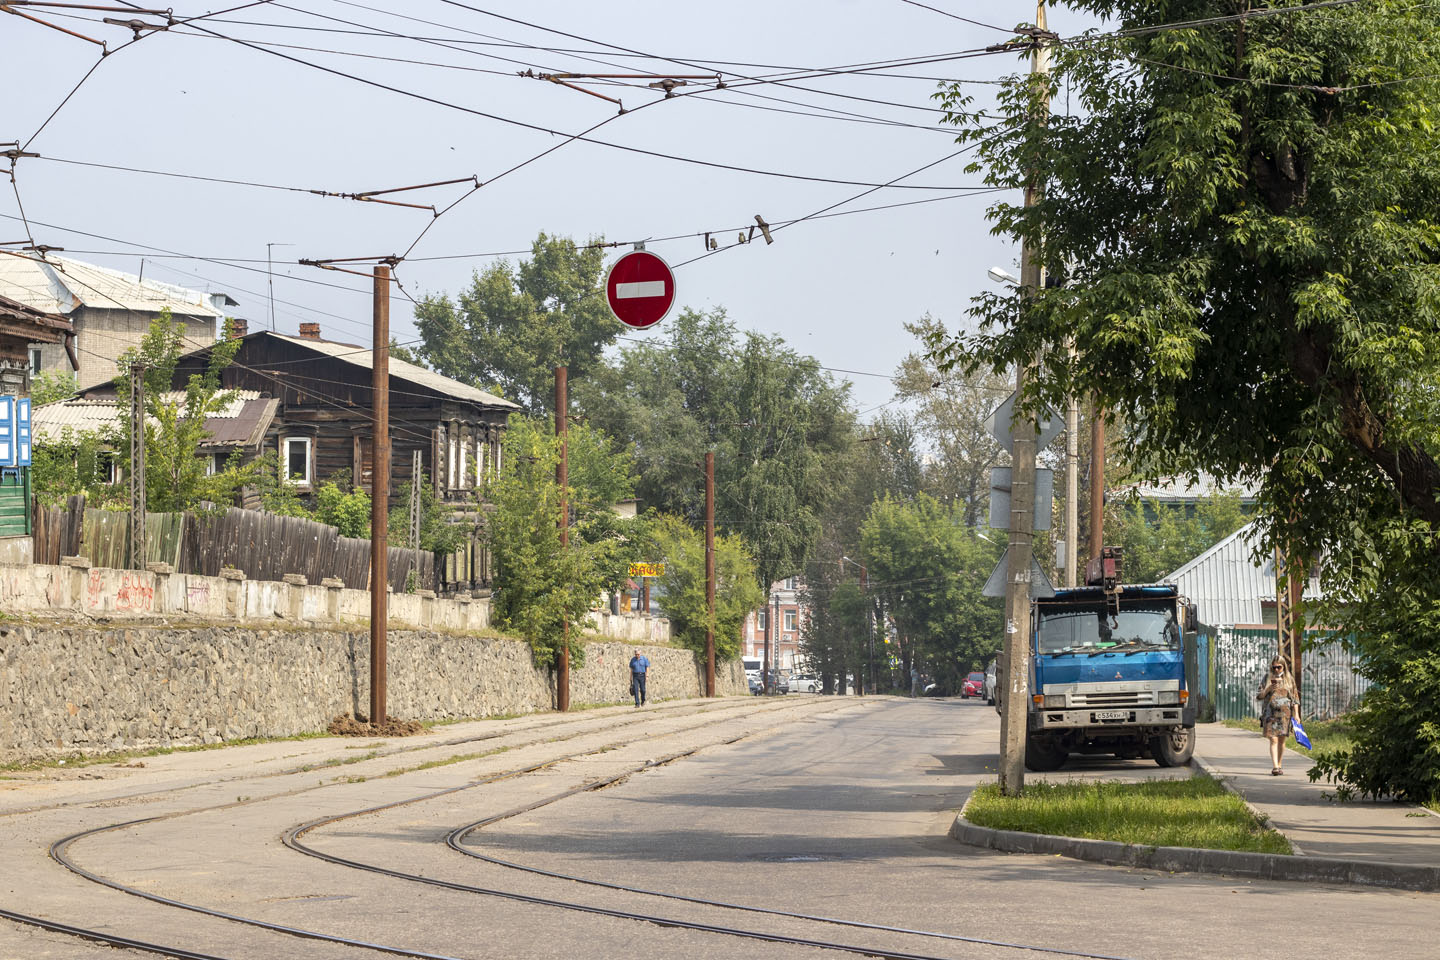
[1275,545,1303,703]
[128,363,146,571]
[998,1,1052,797]
[704,450,716,697]
[369,263,391,727]
[555,365,570,712]
[1090,404,1105,561]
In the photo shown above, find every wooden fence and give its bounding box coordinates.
[31,497,433,593]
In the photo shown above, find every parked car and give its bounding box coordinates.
[983,660,998,705]
[748,674,763,695]
[961,671,986,698]
[789,673,820,693]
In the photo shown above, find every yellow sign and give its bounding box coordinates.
[629,562,665,578]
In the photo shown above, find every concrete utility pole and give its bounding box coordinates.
[1065,372,1079,588]
[369,264,391,726]
[1275,545,1303,706]
[762,586,772,695]
[555,365,571,712]
[128,363,146,571]
[998,1,1052,797]
[704,450,716,697]
[1090,402,1105,561]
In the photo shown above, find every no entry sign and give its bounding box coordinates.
[605,250,675,329]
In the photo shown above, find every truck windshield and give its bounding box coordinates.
[1035,600,1179,655]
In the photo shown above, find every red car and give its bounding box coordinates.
[961,671,986,698]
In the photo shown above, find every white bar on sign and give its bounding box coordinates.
[616,280,666,299]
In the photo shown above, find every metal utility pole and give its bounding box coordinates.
[704,450,716,697]
[555,365,570,712]
[369,263,391,727]
[761,586,772,695]
[998,1,1052,797]
[266,242,292,332]
[406,448,423,590]
[128,363,146,571]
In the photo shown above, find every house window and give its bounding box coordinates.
[758,611,768,631]
[784,577,797,590]
[459,426,470,489]
[784,610,797,631]
[283,437,312,486]
[29,348,42,376]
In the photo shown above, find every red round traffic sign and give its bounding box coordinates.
[605,250,676,329]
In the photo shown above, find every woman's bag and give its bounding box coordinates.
[1291,714,1313,750]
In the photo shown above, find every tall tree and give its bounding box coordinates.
[412,233,619,413]
[893,315,1011,525]
[649,514,764,663]
[577,307,854,592]
[931,1,1440,801]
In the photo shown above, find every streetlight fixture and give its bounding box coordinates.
[988,265,1020,286]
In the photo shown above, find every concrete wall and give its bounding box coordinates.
[0,623,748,763]
[0,562,671,645]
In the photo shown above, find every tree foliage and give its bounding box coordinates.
[1110,491,1250,583]
[931,1,1440,799]
[578,307,854,592]
[485,415,642,667]
[859,494,1002,693]
[411,233,618,413]
[30,370,77,406]
[649,514,763,663]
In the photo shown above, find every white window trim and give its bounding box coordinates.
[29,347,43,376]
[283,436,312,486]
[784,611,797,631]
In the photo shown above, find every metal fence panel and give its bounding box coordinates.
[1213,626,1372,722]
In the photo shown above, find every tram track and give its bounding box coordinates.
[25,695,836,960]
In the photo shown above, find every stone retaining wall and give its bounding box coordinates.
[0,561,670,644]
[0,623,746,763]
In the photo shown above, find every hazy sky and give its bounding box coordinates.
[3,1,1102,414]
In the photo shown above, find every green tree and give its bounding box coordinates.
[30,427,124,509]
[412,233,618,413]
[312,475,371,538]
[1110,491,1250,583]
[860,494,1001,694]
[30,370,77,406]
[931,1,1440,802]
[484,415,641,666]
[649,514,763,663]
[578,307,855,595]
[111,312,259,512]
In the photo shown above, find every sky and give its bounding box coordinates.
[2,0,1103,415]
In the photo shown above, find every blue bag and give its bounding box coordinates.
[1291,715,1313,750]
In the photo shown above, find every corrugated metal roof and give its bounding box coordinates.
[32,390,275,447]
[0,254,225,317]
[1113,472,1260,503]
[1169,521,1323,628]
[265,332,519,410]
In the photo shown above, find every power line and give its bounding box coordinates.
[894,0,1013,33]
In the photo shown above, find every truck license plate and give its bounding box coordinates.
[1095,710,1128,721]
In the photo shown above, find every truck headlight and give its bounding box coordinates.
[1156,691,1180,706]
[1043,694,1066,709]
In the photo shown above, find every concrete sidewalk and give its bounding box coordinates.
[1195,721,1440,865]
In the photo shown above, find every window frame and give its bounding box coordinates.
[783,610,797,631]
[28,347,42,376]
[282,436,313,487]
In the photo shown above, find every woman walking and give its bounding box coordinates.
[1256,656,1301,775]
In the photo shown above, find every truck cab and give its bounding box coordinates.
[1024,575,1198,771]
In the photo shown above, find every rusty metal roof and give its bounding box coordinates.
[0,292,72,341]
[32,390,277,448]
[265,332,519,410]
[0,253,226,317]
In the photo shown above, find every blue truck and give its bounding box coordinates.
[1021,547,1199,771]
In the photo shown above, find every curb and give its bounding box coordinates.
[949,788,1440,894]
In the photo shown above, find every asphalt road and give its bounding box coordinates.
[1,695,1433,960]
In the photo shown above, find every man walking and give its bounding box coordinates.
[629,649,650,708]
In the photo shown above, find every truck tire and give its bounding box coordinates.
[1150,728,1195,767]
[1024,736,1068,772]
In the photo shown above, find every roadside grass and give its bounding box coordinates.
[965,777,1292,855]
[1222,716,1354,758]
[0,730,332,773]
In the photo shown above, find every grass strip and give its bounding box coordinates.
[965,777,1292,855]
[0,730,332,773]
[1222,716,1354,757]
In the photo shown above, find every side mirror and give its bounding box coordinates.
[1185,602,1199,633]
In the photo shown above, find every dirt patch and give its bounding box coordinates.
[327,714,425,738]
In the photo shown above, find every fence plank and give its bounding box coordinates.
[1213,626,1373,722]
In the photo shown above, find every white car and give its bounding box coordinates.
[789,673,820,693]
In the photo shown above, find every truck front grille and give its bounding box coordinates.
[1070,691,1154,707]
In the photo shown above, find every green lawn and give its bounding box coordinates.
[964,777,1293,855]
[1222,716,1354,758]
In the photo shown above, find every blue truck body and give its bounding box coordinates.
[1023,583,1198,770]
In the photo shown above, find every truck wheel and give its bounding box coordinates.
[1150,728,1195,767]
[1024,737,1068,772]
